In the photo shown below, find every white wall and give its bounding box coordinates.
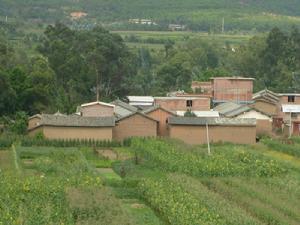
[236,110,272,121]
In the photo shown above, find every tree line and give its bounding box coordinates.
[0,23,300,129]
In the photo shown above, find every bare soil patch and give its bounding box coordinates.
[96,149,118,160]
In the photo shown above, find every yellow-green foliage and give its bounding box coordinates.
[0,173,74,225]
[132,138,287,177]
[139,177,222,225]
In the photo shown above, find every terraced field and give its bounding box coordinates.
[0,138,299,224]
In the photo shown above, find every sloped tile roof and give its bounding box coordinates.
[168,117,256,126]
[39,114,115,127]
[252,89,279,104]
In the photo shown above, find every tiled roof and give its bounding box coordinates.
[211,76,255,80]
[214,102,243,116]
[142,105,176,115]
[81,101,115,108]
[168,117,256,126]
[111,99,138,112]
[116,111,158,123]
[38,114,115,127]
[253,89,279,104]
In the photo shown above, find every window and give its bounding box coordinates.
[288,96,295,103]
[186,100,193,107]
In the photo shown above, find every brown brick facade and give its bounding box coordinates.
[29,126,113,140]
[154,97,210,111]
[146,108,174,137]
[251,100,278,116]
[113,114,157,141]
[256,119,272,136]
[212,78,253,103]
[81,104,114,117]
[169,125,256,145]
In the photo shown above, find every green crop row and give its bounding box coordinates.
[262,138,300,157]
[132,138,287,177]
[138,177,222,225]
[0,173,74,225]
[202,178,300,225]
[169,174,263,225]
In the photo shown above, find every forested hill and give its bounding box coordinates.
[1,0,300,31]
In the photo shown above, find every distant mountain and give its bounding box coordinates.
[1,0,300,31]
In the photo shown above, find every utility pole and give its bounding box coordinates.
[222,17,225,33]
[289,112,292,138]
[206,122,211,155]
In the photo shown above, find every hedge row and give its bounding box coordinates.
[20,137,123,148]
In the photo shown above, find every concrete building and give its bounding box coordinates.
[28,114,115,140]
[168,117,256,145]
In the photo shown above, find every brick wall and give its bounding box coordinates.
[213,79,253,102]
[29,126,113,140]
[169,124,256,145]
[154,98,210,111]
[81,104,114,117]
[113,114,157,141]
[146,109,173,136]
[256,119,272,136]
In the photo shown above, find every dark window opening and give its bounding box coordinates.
[186,100,193,107]
[288,96,295,103]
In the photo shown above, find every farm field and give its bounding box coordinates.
[112,30,253,49]
[0,137,300,224]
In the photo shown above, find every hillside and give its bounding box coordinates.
[1,0,300,31]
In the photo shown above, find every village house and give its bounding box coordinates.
[28,114,115,140]
[191,81,213,96]
[113,112,158,141]
[212,77,254,104]
[251,91,300,136]
[214,102,272,136]
[111,99,138,119]
[125,96,154,109]
[168,24,186,31]
[251,89,279,117]
[142,105,176,137]
[168,117,256,145]
[191,77,254,105]
[70,11,88,20]
[154,96,211,112]
[77,101,115,117]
